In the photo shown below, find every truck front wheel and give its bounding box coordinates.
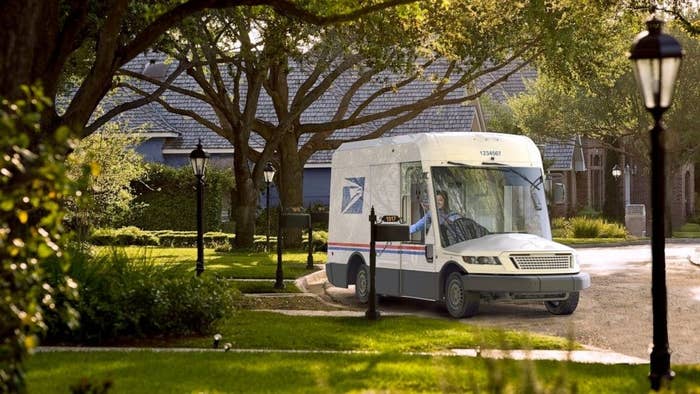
[354,265,369,303]
[445,272,480,318]
[544,292,580,315]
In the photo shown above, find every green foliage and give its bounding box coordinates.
[508,25,700,170]
[553,217,627,239]
[126,163,233,231]
[571,217,601,238]
[89,227,236,248]
[89,227,160,246]
[679,222,700,232]
[43,247,239,344]
[673,222,700,238]
[598,221,627,238]
[27,351,700,394]
[0,86,79,393]
[65,121,147,230]
[98,246,324,279]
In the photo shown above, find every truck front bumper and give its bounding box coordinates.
[462,272,590,293]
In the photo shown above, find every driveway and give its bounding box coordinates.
[319,243,700,364]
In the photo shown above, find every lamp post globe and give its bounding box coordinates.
[189,141,209,277]
[629,15,684,120]
[611,164,622,179]
[628,14,683,391]
[263,162,276,253]
[190,141,209,178]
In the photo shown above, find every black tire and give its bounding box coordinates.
[354,264,370,304]
[444,272,480,318]
[544,292,580,315]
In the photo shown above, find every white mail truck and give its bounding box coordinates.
[325,132,590,318]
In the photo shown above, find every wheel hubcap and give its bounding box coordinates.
[358,271,367,296]
[448,280,463,309]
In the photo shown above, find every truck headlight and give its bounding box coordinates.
[462,256,501,265]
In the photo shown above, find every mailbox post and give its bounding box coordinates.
[366,207,410,320]
[275,210,314,288]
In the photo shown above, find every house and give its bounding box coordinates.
[102,55,694,232]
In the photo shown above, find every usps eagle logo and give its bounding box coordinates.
[341,177,365,214]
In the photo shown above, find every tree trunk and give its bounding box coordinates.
[0,0,56,100]
[279,132,305,247]
[232,182,258,249]
[231,130,258,249]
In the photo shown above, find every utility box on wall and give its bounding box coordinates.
[625,204,646,237]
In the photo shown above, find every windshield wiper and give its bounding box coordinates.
[447,161,474,167]
[450,160,543,190]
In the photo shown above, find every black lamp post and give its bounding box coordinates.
[190,140,209,277]
[628,14,683,391]
[263,162,276,253]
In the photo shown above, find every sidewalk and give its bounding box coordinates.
[37,345,648,365]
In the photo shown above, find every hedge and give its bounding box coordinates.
[125,163,233,231]
[89,227,328,251]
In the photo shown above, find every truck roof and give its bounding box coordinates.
[332,132,542,168]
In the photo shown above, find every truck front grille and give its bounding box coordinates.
[509,254,572,270]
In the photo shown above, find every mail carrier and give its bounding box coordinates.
[325,132,590,318]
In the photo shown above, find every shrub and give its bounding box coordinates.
[157,231,233,248]
[1,86,79,392]
[679,222,700,232]
[599,221,628,238]
[570,217,602,238]
[568,217,627,239]
[126,163,233,231]
[44,247,239,344]
[550,217,572,238]
[90,227,159,246]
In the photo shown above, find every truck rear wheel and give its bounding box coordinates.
[544,292,579,315]
[445,272,480,318]
[354,264,369,303]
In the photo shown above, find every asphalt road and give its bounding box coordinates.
[322,243,700,364]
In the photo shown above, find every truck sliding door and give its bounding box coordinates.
[399,163,439,300]
[369,164,400,296]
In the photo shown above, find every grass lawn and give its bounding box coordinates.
[26,351,700,393]
[553,237,639,246]
[171,311,573,352]
[94,246,325,279]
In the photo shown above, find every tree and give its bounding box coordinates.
[627,1,700,36]
[502,23,700,223]
[118,0,636,246]
[0,0,419,138]
[65,121,147,231]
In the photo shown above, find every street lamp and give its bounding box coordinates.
[628,14,683,391]
[611,164,622,180]
[263,162,276,253]
[190,140,209,277]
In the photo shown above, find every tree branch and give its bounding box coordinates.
[120,0,419,63]
[86,61,191,134]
